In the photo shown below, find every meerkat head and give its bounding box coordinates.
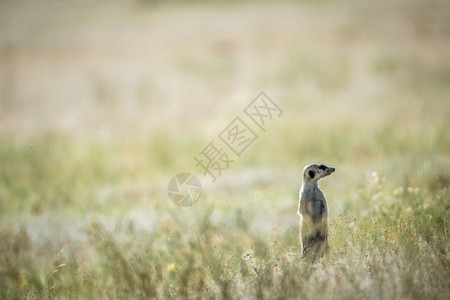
[302,163,335,184]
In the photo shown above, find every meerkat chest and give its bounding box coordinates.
[300,188,325,221]
[305,200,323,221]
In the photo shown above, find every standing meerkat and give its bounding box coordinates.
[298,163,335,255]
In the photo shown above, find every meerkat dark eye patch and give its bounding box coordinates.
[308,170,315,178]
[319,165,326,170]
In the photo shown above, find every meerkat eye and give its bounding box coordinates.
[319,165,326,170]
[308,170,315,179]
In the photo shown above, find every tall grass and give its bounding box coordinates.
[1,179,448,299]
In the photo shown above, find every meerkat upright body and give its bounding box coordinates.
[298,163,335,255]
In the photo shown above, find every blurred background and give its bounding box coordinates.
[0,0,449,298]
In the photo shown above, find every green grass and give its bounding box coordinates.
[0,182,448,298]
[0,118,448,298]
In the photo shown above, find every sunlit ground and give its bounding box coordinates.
[0,0,449,298]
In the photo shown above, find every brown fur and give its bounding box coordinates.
[298,163,335,256]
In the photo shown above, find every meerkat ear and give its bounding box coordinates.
[308,170,315,179]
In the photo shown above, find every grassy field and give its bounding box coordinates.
[1,0,449,299]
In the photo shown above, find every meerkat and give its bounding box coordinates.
[298,163,335,255]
